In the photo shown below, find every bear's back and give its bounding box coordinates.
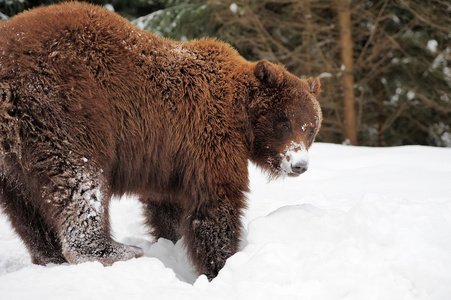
[0,2,145,81]
[0,2,132,49]
[0,2,243,106]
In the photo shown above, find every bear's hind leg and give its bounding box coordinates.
[0,176,66,265]
[141,199,182,243]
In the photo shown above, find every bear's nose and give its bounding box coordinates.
[291,161,308,175]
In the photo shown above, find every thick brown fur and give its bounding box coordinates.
[0,2,322,280]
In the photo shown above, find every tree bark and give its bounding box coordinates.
[335,0,357,145]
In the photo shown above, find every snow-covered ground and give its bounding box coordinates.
[0,143,450,300]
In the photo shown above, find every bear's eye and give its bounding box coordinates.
[281,123,291,132]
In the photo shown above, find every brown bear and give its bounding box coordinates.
[0,2,321,280]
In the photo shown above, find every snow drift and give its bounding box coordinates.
[0,143,450,300]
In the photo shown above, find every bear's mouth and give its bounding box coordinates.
[278,142,310,178]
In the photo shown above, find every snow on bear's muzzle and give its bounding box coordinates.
[280,141,310,177]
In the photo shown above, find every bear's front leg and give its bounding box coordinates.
[46,161,143,265]
[184,197,244,280]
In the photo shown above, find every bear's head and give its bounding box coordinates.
[248,60,322,179]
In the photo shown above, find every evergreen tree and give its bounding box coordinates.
[131,0,214,40]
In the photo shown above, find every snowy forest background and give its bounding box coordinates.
[1,0,450,147]
[1,2,451,299]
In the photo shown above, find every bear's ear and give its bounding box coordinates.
[254,59,282,87]
[307,77,321,97]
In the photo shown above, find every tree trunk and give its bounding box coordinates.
[335,0,357,145]
[303,0,312,75]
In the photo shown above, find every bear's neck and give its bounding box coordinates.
[227,64,260,152]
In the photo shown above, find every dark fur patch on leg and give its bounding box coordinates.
[141,199,183,243]
[184,199,243,280]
